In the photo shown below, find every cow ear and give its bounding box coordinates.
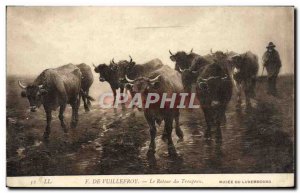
[130,62,135,67]
[21,91,27,98]
[110,64,118,71]
[151,81,160,89]
[170,56,175,61]
[39,89,48,95]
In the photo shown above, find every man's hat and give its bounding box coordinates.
[266,42,276,48]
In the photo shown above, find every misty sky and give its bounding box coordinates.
[7,7,294,76]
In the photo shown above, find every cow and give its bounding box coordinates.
[179,55,213,93]
[113,56,164,88]
[196,63,233,142]
[229,51,259,110]
[169,49,199,72]
[93,61,120,106]
[125,65,184,156]
[76,63,94,112]
[18,64,82,139]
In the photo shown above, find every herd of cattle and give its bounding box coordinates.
[17,49,259,155]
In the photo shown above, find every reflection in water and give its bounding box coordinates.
[204,139,223,171]
[146,153,158,172]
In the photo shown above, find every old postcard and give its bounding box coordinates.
[6,6,295,188]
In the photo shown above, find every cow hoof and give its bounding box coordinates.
[147,149,156,156]
[176,129,184,140]
[84,108,90,112]
[204,131,211,139]
[245,106,252,113]
[70,122,77,129]
[216,136,222,144]
[87,102,92,107]
[43,132,50,140]
[161,134,168,142]
[168,146,177,157]
[235,106,242,112]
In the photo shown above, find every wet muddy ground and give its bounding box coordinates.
[7,75,294,176]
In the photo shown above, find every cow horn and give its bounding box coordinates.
[178,66,183,72]
[125,75,134,83]
[169,50,174,56]
[38,84,44,89]
[149,75,161,83]
[111,58,116,64]
[129,55,133,63]
[207,76,220,81]
[199,77,208,82]
[92,63,97,68]
[210,48,214,54]
[192,70,198,74]
[190,48,193,54]
[18,80,27,89]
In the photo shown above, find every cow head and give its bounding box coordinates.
[169,49,194,71]
[125,75,161,96]
[116,56,136,86]
[18,81,48,112]
[179,67,198,93]
[93,62,119,88]
[197,74,228,96]
[210,50,228,62]
[230,54,243,69]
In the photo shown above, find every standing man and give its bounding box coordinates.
[262,42,282,96]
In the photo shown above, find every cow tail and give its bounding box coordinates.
[80,89,95,101]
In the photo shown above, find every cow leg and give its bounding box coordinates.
[112,88,117,107]
[145,112,157,155]
[216,103,227,143]
[59,104,68,133]
[245,92,252,111]
[120,87,125,110]
[235,83,242,111]
[43,109,52,139]
[174,110,184,141]
[201,105,212,139]
[165,114,177,156]
[71,100,79,129]
[161,128,168,142]
[82,92,89,112]
[86,89,91,107]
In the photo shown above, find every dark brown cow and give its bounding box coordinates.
[196,63,233,142]
[169,49,199,72]
[114,56,164,88]
[93,62,120,106]
[76,63,94,112]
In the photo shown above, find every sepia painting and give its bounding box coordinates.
[6,6,295,187]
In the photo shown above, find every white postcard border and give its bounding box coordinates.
[7,173,294,188]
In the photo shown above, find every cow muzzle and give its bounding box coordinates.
[99,77,105,82]
[30,106,37,112]
[119,78,126,83]
[198,82,209,91]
